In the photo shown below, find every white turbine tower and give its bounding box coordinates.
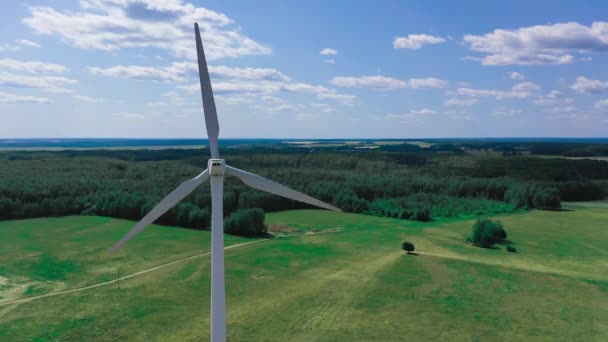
[110,22,341,342]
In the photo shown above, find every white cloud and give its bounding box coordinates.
[317,93,356,105]
[408,77,447,89]
[73,94,104,103]
[595,99,608,108]
[18,39,40,48]
[385,108,436,122]
[0,43,20,52]
[320,48,338,55]
[570,76,608,94]
[455,87,531,100]
[269,104,297,112]
[324,59,336,64]
[0,59,68,73]
[534,90,575,106]
[410,108,436,115]
[0,72,77,93]
[464,21,608,65]
[546,106,577,114]
[330,76,446,90]
[23,0,270,60]
[444,98,478,106]
[493,108,523,117]
[89,63,289,83]
[512,82,540,92]
[330,76,407,90]
[393,34,446,49]
[0,91,52,104]
[509,72,525,80]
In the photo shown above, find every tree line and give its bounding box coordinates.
[0,147,606,232]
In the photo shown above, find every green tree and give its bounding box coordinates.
[402,241,415,254]
[224,208,267,237]
[532,187,561,210]
[470,218,507,248]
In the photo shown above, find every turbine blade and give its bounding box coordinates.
[110,169,210,253]
[195,22,220,159]
[225,165,341,212]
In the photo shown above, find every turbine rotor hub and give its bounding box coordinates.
[208,158,225,176]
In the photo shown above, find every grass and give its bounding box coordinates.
[0,206,607,341]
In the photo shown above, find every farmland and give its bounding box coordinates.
[1,204,606,341]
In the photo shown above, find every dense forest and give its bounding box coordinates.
[0,143,606,232]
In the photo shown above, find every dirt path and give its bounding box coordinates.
[0,229,342,308]
[0,303,19,320]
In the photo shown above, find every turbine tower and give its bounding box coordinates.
[110,22,341,342]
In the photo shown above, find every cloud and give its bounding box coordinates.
[464,21,608,65]
[0,59,68,73]
[73,94,104,103]
[165,62,355,106]
[393,34,446,49]
[320,48,338,55]
[455,87,531,99]
[269,104,297,112]
[330,76,407,90]
[89,62,289,83]
[0,72,77,93]
[570,76,608,94]
[444,98,479,106]
[493,108,523,117]
[385,108,437,122]
[509,72,525,80]
[23,0,270,60]
[595,99,608,108]
[410,108,436,115]
[0,91,52,104]
[18,39,40,48]
[316,93,356,105]
[512,82,540,92]
[0,43,20,52]
[330,76,446,90]
[408,77,447,89]
[324,59,336,64]
[534,90,575,106]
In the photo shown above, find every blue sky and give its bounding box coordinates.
[0,0,607,138]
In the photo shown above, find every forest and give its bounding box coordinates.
[0,142,606,233]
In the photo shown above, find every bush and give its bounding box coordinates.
[224,208,267,237]
[532,187,561,210]
[402,241,415,254]
[410,209,431,222]
[470,218,507,247]
[506,245,517,253]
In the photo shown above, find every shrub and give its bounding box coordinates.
[470,218,507,247]
[402,241,415,254]
[506,245,517,253]
[224,208,267,237]
[532,187,561,210]
[410,208,431,222]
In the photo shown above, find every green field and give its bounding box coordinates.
[1,206,607,341]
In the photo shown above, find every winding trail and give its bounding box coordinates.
[0,230,342,309]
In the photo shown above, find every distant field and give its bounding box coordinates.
[1,208,607,341]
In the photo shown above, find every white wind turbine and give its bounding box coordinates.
[110,22,341,342]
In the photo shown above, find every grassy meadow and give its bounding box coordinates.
[0,205,607,341]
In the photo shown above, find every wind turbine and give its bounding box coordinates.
[110,22,341,342]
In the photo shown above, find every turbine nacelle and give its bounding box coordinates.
[208,159,225,176]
